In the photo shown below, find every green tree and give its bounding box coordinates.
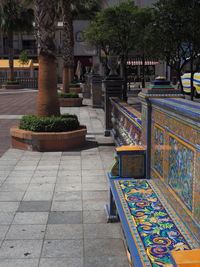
[151,0,200,99]
[85,1,139,101]
[61,0,100,93]
[0,0,33,81]
[134,7,154,88]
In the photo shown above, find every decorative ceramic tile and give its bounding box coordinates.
[168,135,194,211]
[152,124,164,179]
[114,179,199,267]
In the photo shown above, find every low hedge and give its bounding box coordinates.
[3,81,19,85]
[58,92,79,98]
[19,114,80,132]
[69,82,80,88]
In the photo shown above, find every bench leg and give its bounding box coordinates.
[105,189,119,222]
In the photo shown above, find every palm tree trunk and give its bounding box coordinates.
[62,0,74,93]
[34,0,60,117]
[8,32,14,81]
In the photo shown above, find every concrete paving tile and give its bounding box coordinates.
[84,223,122,239]
[8,171,34,177]
[53,191,82,201]
[82,175,107,184]
[82,169,105,176]
[26,183,55,192]
[13,166,37,171]
[23,191,53,201]
[58,165,81,171]
[18,201,51,212]
[62,151,81,156]
[45,224,83,240]
[13,212,48,225]
[0,191,25,201]
[0,166,15,171]
[82,162,104,170]
[0,240,43,259]
[39,257,84,267]
[36,166,59,171]
[55,183,81,192]
[0,202,19,212]
[5,224,46,240]
[42,240,83,258]
[0,183,29,192]
[83,210,107,224]
[0,212,15,224]
[84,239,127,257]
[5,177,32,184]
[59,159,81,165]
[84,256,129,267]
[83,200,107,211]
[51,201,82,211]
[82,183,108,191]
[16,162,38,167]
[56,176,81,184]
[0,225,9,240]
[34,171,58,177]
[48,211,82,224]
[57,170,81,177]
[0,259,39,267]
[82,191,108,200]
[30,176,57,184]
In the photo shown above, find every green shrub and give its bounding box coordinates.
[69,82,80,88]
[19,114,80,132]
[58,92,79,98]
[3,81,19,85]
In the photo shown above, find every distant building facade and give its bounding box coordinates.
[0,20,97,81]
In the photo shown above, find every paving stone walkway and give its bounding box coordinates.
[0,93,129,267]
[0,90,37,157]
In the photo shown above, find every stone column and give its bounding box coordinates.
[103,76,123,136]
[91,72,102,108]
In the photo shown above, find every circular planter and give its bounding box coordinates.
[1,84,23,90]
[10,125,87,152]
[70,87,82,93]
[59,97,82,107]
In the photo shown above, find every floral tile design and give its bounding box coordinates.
[117,180,198,267]
[168,135,194,211]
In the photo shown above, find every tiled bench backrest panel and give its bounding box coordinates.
[150,98,200,238]
[110,97,142,146]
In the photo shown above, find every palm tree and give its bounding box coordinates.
[34,0,60,117]
[0,0,33,81]
[61,0,100,93]
[61,0,74,93]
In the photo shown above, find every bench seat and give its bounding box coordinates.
[107,177,199,267]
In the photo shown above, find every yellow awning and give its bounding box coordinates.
[0,59,33,69]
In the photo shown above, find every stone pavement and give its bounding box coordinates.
[0,95,129,267]
[0,90,37,157]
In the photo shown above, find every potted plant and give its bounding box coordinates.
[58,92,83,107]
[69,82,82,93]
[1,80,22,90]
[10,113,87,151]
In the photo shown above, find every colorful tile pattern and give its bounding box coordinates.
[151,102,200,227]
[111,98,142,146]
[153,125,164,178]
[168,135,194,211]
[114,180,199,267]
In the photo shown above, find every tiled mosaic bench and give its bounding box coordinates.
[106,146,200,267]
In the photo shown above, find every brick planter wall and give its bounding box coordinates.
[69,87,82,93]
[1,84,23,90]
[10,125,87,151]
[59,97,82,107]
